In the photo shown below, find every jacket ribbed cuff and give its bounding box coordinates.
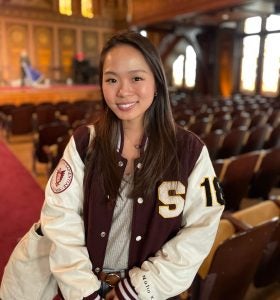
[115,277,138,299]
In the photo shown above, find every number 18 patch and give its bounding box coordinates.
[201,177,225,206]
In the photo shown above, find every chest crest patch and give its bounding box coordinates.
[50,159,73,193]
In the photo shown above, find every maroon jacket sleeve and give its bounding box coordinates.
[115,277,138,300]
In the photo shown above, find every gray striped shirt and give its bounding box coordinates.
[103,175,133,270]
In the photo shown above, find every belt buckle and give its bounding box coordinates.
[105,273,121,287]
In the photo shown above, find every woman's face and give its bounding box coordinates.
[102,44,156,125]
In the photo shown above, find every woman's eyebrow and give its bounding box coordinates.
[103,69,148,75]
[103,71,117,76]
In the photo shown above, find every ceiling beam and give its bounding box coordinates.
[127,0,254,26]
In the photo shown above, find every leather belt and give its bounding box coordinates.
[98,271,122,287]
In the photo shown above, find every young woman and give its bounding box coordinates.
[40,31,224,300]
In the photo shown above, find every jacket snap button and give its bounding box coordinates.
[136,235,142,241]
[118,161,124,167]
[100,232,106,237]
[95,267,100,273]
[137,197,143,204]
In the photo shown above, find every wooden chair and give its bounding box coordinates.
[201,130,225,161]
[267,110,280,127]
[174,110,194,128]
[5,105,34,140]
[188,118,210,136]
[34,103,58,130]
[264,124,280,149]
[249,112,268,128]
[217,127,248,159]
[248,148,280,199]
[45,133,71,175]
[232,200,280,288]
[198,219,236,280]
[209,115,232,132]
[32,120,70,174]
[190,219,278,300]
[230,112,251,129]
[219,151,261,211]
[212,159,229,180]
[64,105,89,128]
[241,124,272,153]
[0,104,16,129]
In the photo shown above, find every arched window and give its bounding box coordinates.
[240,14,280,96]
[172,45,197,88]
[185,45,196,88]
[81,0,94,18]
[59,0,72,16]
[240,35,260,92]
[173,55,184,86]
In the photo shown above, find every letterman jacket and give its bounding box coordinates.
[40,124,224,300]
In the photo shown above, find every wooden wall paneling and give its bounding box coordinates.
[102,31,114,46]
[58,28,76,81]
[33,26,54,79]
[218,27,235,97]
[6,23,29,81]
[82,30,99,66]
[0,19,9,86]
[2,0,53,10]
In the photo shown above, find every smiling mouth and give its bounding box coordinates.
[117,102,137,110]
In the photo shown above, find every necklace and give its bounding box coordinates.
[124,133,142,149]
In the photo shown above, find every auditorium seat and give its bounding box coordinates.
[64,105,89,128]
[248,147,280,199]
[190,218,277,300]
[34,103,58,130]
[209,115,232,132]
[187,118,210,136]
[267,110,280,127]
[46,133,71,175]
[198,219,236,280]
[232,200,279,228]
[219,151,261,211]
[212,159,229,179]
[32,120,71,174]
[230,112,251,129]
[0,104,16,129]
[5,105,34,140]
[217,127,248,159]
[90,101,104,123]
[173,109,194,127]
[55,100,73,116]
[264,123,280,149]
[232,200,280,288]
[249,111,268,128]
[241,124,272,153]
[201,129,225,161]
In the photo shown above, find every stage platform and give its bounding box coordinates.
[0,84,101,105]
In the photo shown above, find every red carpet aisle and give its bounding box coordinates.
[0,140,44,281]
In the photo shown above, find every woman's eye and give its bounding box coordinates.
[105,78,117,83]
[133,77,143,82]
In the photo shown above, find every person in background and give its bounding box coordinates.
[20,49,43,86]
[20,49,31,86]
[40,31,225,299]
[72,52,91,84]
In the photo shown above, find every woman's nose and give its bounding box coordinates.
[117,81,132,97]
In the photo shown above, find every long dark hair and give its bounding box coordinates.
[84,31,178,202]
